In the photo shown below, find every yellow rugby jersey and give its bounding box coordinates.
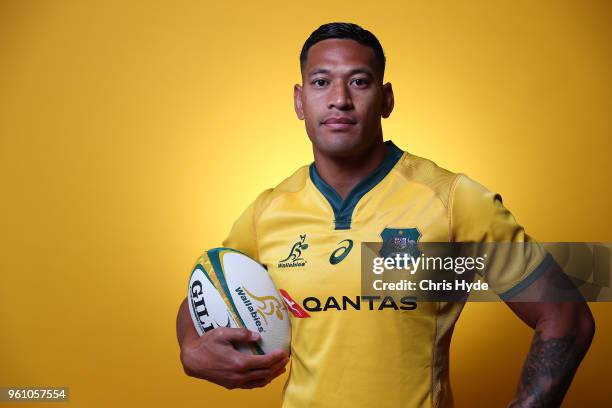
[223,141,550,408]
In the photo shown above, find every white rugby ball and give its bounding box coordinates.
[187,248,291,355]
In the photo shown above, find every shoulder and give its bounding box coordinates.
[250,164,311,220]
[393,151,463,210]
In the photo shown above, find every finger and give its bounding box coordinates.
[239,378,270,389]
[212,327,260,344]
[238,349,289,371]
[264,365,287,382]
[239,357,289,382]
[240,366,287,389]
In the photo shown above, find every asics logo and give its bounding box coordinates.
[329,239,353,265]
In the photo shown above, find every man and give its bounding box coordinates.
[176,23,595,407]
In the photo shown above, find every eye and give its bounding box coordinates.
[350,78,369,88]
[312,79,328,87]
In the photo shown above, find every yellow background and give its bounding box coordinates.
[1,1,610,406]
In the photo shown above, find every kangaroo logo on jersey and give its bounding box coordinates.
[380,228,421,258]
[278,234,309,268]
[329,239,354,265]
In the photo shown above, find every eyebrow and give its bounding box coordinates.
[308,67,375,78]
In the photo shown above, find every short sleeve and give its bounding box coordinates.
[221,189,272,262]
[450,174,551,299]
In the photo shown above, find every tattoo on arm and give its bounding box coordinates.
[510,330,585,408]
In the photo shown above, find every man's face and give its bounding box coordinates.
[294,39,394,158]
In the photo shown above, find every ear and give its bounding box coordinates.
[381,82,394,118]
[294,84,304,120]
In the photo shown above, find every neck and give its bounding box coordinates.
[313,138,388,200]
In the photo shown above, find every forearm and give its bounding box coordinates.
[509,304,595,407]
[176,297,197,346]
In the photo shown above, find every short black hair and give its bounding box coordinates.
[300,22,386,79]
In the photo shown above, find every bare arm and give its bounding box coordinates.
[176,297,198,346]
[506,263,595,407]
[176,297,289,389]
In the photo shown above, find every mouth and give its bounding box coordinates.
[321,116,357,130]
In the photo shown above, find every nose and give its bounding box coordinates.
[328,81,353,110]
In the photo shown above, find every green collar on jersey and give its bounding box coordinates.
[309,140,404,230]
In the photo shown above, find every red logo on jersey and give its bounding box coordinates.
[279,289,311,318]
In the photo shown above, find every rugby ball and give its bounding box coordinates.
[187,248,291,355]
